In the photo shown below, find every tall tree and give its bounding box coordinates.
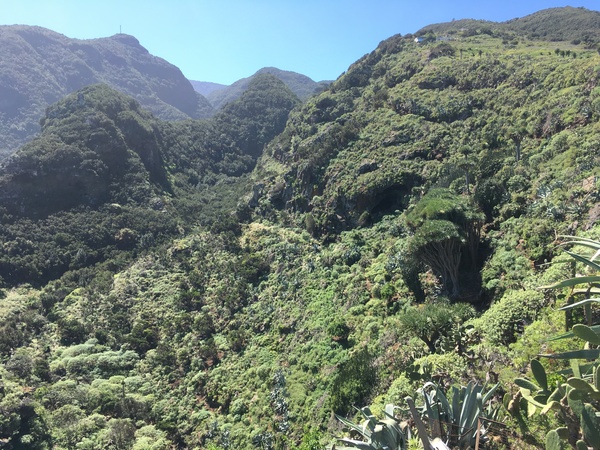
[508,123,528,162]
[406,189,484,298]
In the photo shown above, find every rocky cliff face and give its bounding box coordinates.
[0,26,213,160]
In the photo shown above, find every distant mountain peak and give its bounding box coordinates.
[109,33,142,47]
[200,66,329,110]
[189,80,227,97]
[0,24,213,160]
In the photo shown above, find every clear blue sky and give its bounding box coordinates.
[2,1,599,85]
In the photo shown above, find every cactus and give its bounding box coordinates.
[515,236,600,449]
[580,404,600,447]
[545,429,562,450]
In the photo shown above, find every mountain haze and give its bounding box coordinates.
[0,25,214,160]
[189,80,227,96]
[205,67,329,110]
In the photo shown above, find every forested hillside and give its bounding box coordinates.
[0,73,299,287]
[420,5,600,45]
[204,67,329,110]
[1,7,600,450]
[0,26,214,160]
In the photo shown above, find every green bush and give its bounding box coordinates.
[327,318,350,342]
[397,300,475,353]
[471,289,546,346]
[329,347,375,414]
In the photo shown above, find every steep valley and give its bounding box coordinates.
[1,7,600,450]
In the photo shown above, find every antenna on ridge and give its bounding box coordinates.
[120,25,122,34]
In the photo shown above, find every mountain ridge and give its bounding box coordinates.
[189,80,227,96]
[0,25,214,160]
[418,5,600,46]
[205,66,329,110]
[0,73,299,286]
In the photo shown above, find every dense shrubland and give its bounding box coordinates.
[0,74,298,287]
[1,7,600,449]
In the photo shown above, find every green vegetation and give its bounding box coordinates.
[405,189,484,298]
[0,74,298,286]
[515,236,600,449]
[420,6,600,47]
[2,6,600,450]
[0,25,214,160]
[420,381,500,448]
[206,67,328,110]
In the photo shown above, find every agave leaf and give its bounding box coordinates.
[452,386,460,425]
[540,349,600,360]
[436,385,453,423]
[560,298,600,311]
[481,382,500,405]
[458,383,479,439]
[384,404,396,419]
[474,391,484,432]
[359,407,377,434]
[336,438,375,449]
[360,407,376,422]
[571,288,600,295]
[422,381,437,390]
[560,236,600,251]
[424,388,444,440]
[531,360,548,392]
[548,324,600,341]
[542,276,600,290]
[372,422,405,450]
[423,386,438,421]
[380,418,404,439]
[335,414,372,439]
[565,250,600,272]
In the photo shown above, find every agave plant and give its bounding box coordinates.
[419,381,500,448]
[515,236,600,449]
[333,404,408,450]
